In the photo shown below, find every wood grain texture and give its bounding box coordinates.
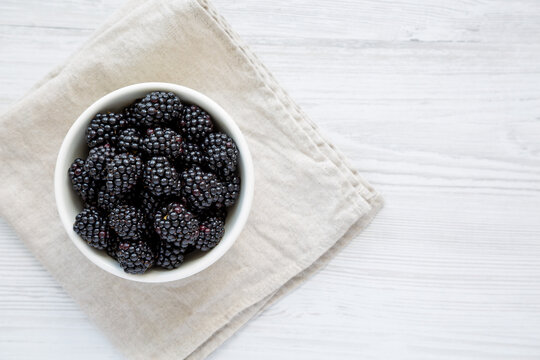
[1,0,540,359]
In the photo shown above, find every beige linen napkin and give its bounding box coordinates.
[0,0,382,358]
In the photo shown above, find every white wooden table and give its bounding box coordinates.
[2,1,540,359]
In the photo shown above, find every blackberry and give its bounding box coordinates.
[116,240,155,274]
[86,112,127,148]
[178,105,213,142]
[196,216,225,251]
[68,158,97,204]
[202,132,239,176]
[73,206,109,250]
[181,165,225,210]
[106,153,143,195]
[143,156,181,197]
[84,144,116,180]
[132,91,183,127]
[222,174,241,208]
[109,205,147,240]
[141,127,183,159]
[155,242,186,269]
[96,185,122,212]
[180,142,204,164]
[117,128,142,152]
[154,202,199,249]
[96,184,136,212]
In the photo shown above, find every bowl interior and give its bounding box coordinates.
[55,83,253,283]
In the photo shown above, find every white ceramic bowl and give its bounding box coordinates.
[54,82,254,283]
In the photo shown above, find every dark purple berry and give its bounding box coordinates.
[141,127,183,159]
[202,132,239,176]
[73,206,109,249]
[68,158,98,204]
[86,112,127,148]
[178,105,213,142]
[132,91,183,127]
[154,202,199,249]
[116,240,155,274]
[196,216,225,251]
[106,153,143,195]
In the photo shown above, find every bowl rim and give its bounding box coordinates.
[54,82,254,283]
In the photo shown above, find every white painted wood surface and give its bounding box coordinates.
[1,0,540,358]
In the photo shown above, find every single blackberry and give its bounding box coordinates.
[116,240,155,274]
[181,165,225,210]
[96,185,135,212]
[68,158,98,204]
[178,105,214,142]
[222,174,241,208]
[202,132,239,176]
[117,128,142,152]
[143,156,181,197]
[141,127,183,159]
[86,112,127,148]
[155,242,186,269]
[196,216,225,251]
[154,202,199,249]
[132,91,183,127]
[180,142,204,164]
[109,205,147,240]
[96,186,120,212]
[73,206,109,250]
[84,144,116,180]
[106,153,143,195]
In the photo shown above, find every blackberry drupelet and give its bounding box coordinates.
[155,242,186,269]
[73,206,109,249]
[222,174,241,208]
[109,204,147,240]
[180,142,204,165]
[202,132,239,176]
[117,128,142,152]
[132,91,183,127]
[178,104,214,142]
[116,240,155,274]
[84,144,116,180]
[195,216,225,251]
[154,202,199,249]
[68,158,97,204]
[143,156,181,197]
[106,153,143,195]
[141,127,183,159]
[86,112,127,148]
[181,165,225,210]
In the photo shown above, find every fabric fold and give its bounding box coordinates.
[0,0,382,358]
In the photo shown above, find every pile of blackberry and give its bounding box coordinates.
[69,91,241,274]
